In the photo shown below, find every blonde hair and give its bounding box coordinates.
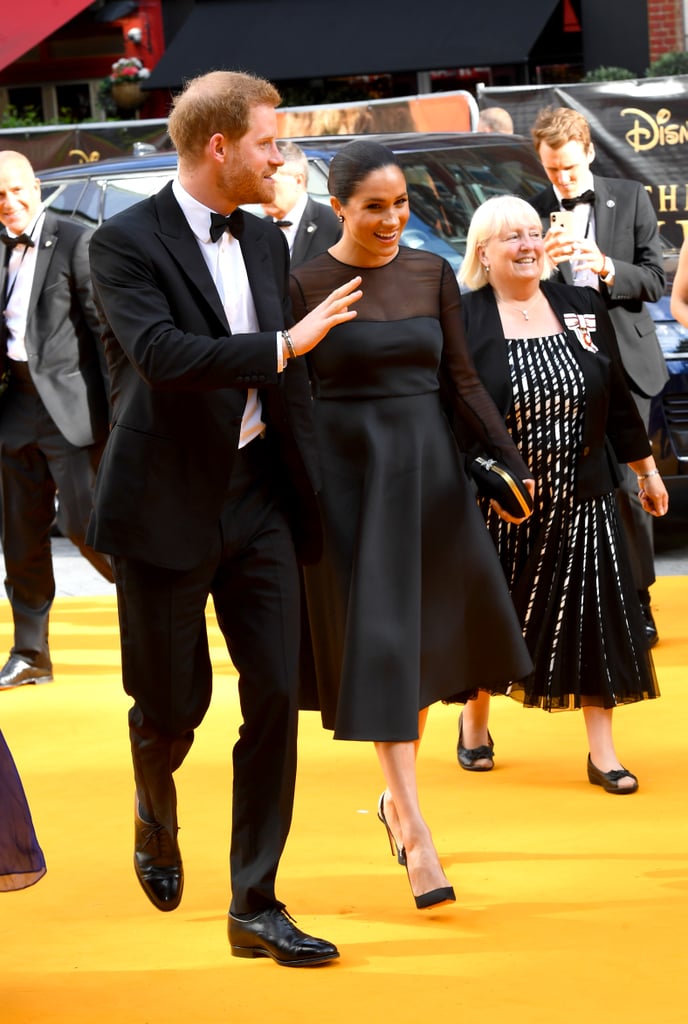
[459,195,551,291]
[168,70,281,163]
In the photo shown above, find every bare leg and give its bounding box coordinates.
[582,705,636,791]
[375,711,453,901]
[458,690,493,769]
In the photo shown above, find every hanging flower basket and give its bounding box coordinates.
[111,81,146,110]
[101,57,151,115]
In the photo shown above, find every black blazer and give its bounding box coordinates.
[0,210,109,448]
[290,197,341,268]
[530,176,668,398]
[87,182,322,570]
[462,281,651,502]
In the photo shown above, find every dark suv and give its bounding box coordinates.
[38,130,687,484]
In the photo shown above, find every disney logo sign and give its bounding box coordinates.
[621,107,688,152]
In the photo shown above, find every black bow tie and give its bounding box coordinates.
[1,232,35,250]
[209,209,244,242]
[561,189,595,211]
[274,219,292,228]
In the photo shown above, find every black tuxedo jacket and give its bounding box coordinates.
[87,182,322,571]
[0,211,109,448]
[461,282,651,501]
[530,176,668,398]
[290,197,341,268]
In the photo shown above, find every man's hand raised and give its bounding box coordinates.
[289,277,362,356]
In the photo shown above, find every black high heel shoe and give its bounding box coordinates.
[377,792,406,865]
[402,854,456,910]
[409,875,456,911]
[457,710,494,772]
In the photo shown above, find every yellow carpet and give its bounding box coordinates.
[1,577,687,1024]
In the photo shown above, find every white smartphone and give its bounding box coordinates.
[550,210,574,234]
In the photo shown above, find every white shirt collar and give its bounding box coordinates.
[172,178,228,243]
[277,191,308,230]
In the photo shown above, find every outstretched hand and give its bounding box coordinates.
[290,277,363,356]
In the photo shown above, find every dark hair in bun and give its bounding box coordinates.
[328,140,404,203]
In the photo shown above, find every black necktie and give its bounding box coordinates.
[274,219,292,228]
[209,209,244,242]
[1,232,35,251]
[561,189,595,211]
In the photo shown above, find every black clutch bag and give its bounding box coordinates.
[469,455,534,518]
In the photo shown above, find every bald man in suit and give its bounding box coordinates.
[0,150,112,692]
[262,140,341,268]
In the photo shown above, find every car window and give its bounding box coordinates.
[397,145,546,266]
[42,180,104,226]
[102,172,176,220]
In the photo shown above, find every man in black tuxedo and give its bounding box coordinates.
[528,106,666,647]
[88,70,361,967]
[261,140,341,267]
[0,151,112,692]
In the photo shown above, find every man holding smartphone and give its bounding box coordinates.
[528,106,667,647]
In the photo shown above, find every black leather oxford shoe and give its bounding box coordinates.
[134,803,183,911]
[0,655,53,690]
[228,907,339,967]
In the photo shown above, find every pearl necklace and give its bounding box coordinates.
[496,290,543,321]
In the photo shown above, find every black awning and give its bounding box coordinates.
[145,0,560,90]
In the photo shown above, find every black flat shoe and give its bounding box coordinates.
[228,907,339,967]
[377,792,406,865]
[134,801,184,911]
[457,711,494,771]
[587,754,639,794]
[639,597,659,648]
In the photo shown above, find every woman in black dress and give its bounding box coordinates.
[290,141,534,910]
[455,195,667,793]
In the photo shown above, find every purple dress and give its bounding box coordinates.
[0,729,46,891]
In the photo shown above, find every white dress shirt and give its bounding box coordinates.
[553,175,599,290]
[4,210,45,362]
[172,180,285,449]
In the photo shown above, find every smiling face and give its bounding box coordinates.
[0,152,41,235]
[537,138,595,201]
[332,164,409,267]
[216,103,284,208]
[479,215,545,296]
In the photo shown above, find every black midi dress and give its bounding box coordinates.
[290,248,533,740]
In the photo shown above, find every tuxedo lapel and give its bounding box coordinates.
[291,214,317,267]
[239,219,285,330]
[591,176,616,258]
[153,184,230,331]
[27,220,57,331]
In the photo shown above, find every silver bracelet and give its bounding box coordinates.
[281,329,296,360]
[637,469,660,482]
